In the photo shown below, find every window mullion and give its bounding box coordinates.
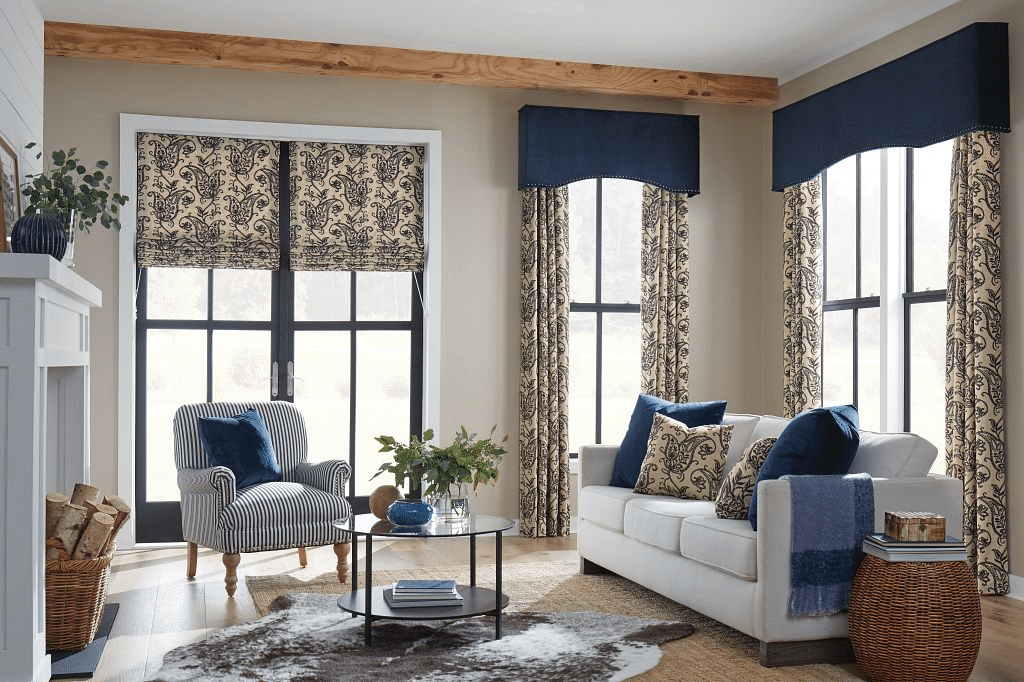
[878,148,906,432]
[594,179,603,443]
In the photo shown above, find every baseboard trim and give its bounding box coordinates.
[759,638,855,667]
[1008,573,1024,601]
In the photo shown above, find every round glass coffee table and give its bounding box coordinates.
[332,512,514,645]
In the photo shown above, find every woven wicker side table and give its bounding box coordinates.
[848,554,981,682]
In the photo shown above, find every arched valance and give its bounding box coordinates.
[772,22,1009,191]
[518,105,700,195]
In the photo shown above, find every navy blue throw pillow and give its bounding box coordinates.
[610,394,728,488]
[748,404,860,530]
[197,409,282,490]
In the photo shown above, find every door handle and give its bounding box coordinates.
[287,360,294,397]
[271,361,279,397]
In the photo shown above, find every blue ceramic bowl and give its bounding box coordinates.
[386,498,434,526]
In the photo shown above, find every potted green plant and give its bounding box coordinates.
[372,426,508,520]
[14,143,128,264]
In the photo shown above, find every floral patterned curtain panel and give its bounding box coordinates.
[782,177,823,418]
[136,133,280,269]
[519,186,571,538]
[946,130,1007,595]
[640,185,690,403]
[289,142,424,272]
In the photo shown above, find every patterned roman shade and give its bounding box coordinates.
[289,142,425,272]
[136,133,280,269]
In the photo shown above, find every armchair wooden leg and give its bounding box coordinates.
[223,552,241,597]
[186,542,198,579]
[333,542,350,584]
[298,546,307,567]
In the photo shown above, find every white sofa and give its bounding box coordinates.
[577,413,964,666]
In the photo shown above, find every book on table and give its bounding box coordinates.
[384,588,464,609]
[394,579,457,593]
[392,579,459,599]
[861,533,968,562]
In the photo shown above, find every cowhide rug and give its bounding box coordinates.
[151,593,694,681]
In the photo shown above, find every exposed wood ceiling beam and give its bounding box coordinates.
[44,22,778,106]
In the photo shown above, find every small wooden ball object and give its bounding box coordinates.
[369,485,404,520]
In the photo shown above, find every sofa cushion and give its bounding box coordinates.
[623,496,716,553]
[721,414,761,471]
[610,394,727,488]
[849,430,938,477]
[680,516,758,581]
[749,405,860,530]
[634,414,733,501]
[579,485,646,532]
[715,437,777,520]
[749,414,791,441]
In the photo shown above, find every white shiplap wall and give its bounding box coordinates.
[0,0,44,188]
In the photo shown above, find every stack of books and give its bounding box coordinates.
[384,579,464,608]
[861,533,968,562]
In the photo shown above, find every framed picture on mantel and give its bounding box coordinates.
[0,135,20,252]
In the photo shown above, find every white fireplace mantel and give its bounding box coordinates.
[0,253,101,682]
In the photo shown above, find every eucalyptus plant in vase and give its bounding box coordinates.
[373,426,508,521]
[13,143,128,265]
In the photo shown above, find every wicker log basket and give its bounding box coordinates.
[848,554,981,682]
[45,538,114,651]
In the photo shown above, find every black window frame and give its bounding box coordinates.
[902,147,947,432]
[568,178,641,453]
[821,147,947,431]
[133,139,425,542]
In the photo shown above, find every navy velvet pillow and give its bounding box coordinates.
[748,404,860,530]
[610,394,728,488]
[197,409,282,490]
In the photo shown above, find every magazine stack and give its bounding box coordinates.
[861,533,968,562]
[384,579,464,608]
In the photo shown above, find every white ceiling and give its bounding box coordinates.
[36,0,963,83]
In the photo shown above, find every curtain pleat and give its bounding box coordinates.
[782,178,823,418]
[519,187,571,538]
[289,142,424,272]
[946,130,1007,595]
[640,185,689,403]
[136,133,280,269]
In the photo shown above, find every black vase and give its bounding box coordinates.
[10,212,67,261]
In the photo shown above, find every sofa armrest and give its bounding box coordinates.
[578,444,618,489]
[177,466,237,510]
[753,474,964,642]
[293,460,352,497]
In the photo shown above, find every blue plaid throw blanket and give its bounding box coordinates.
[786,473,874,616]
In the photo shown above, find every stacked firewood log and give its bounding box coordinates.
[44,483,131,561]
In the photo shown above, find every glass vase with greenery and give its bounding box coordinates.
[21,143,128,234]
[372,426,508,519]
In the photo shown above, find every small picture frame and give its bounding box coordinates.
[0,135,20,252]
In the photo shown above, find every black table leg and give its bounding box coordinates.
[350,533,358,617]
[364,535,373,645]
[470,534,477,586]
[495,529,502,639]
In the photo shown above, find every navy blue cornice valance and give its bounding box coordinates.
[772,22,1010,191]
[518,105,700,195]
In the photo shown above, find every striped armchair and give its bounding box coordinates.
[173,401,351,596]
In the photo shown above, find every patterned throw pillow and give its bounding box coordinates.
[715,437,778,520]
[634,413,734,500]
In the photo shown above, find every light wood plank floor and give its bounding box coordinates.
[76,535,1023,681]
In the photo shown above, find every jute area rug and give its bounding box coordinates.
[239,559,860,682]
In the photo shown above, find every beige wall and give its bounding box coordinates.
[43,58,769,524]
[770,0,1024,582]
